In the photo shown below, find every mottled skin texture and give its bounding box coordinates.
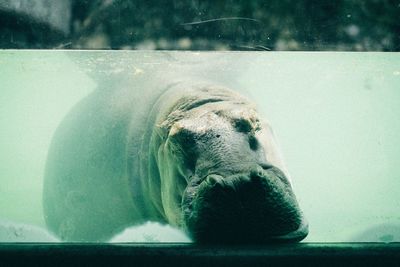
[43,83,308,243]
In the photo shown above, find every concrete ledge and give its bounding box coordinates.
[0,243,399,266]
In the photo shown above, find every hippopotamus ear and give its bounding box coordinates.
[155,123,169,140]
[158,109,186,132]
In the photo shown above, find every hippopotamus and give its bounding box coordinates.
[43,65,308,243]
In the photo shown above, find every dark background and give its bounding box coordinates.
[1,0,399,50]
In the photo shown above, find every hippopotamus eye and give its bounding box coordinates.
[233,118,253,133]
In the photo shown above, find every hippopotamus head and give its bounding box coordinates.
[152,86,308,243]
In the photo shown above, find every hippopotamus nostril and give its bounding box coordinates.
[206,174,224,188]
[259,163,274,170]
[250,166,265,181]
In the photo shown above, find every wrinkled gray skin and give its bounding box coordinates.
[43,81,308,243]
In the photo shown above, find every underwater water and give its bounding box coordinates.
[0,51,399,242]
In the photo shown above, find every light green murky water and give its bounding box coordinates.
[0,51,399,242]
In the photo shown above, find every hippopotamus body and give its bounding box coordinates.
[43,57,308,243]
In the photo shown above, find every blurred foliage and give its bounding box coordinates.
[1,0,400,50]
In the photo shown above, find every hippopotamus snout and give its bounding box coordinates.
[182,164,308,243]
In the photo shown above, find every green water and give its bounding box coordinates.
[0,51,399,242]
